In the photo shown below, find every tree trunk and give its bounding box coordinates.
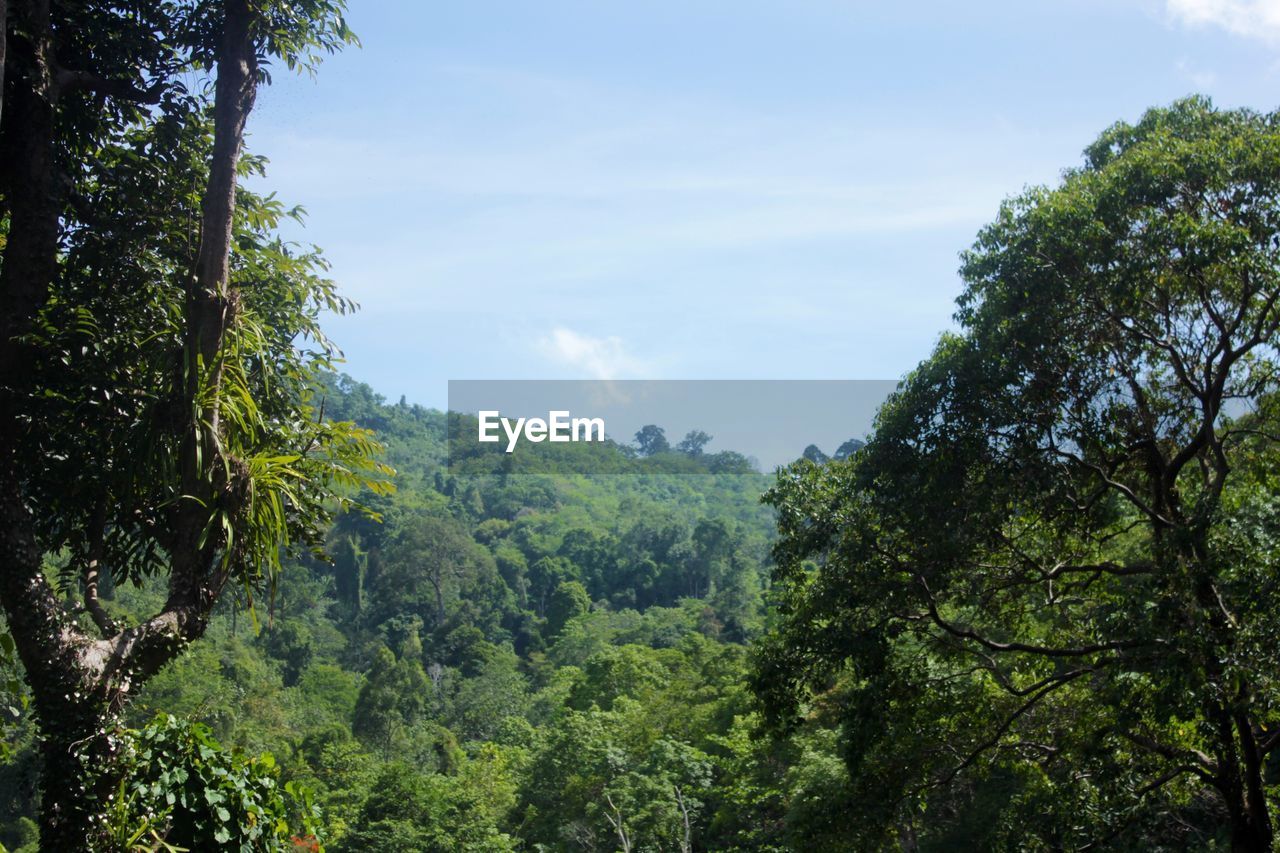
[0,469,115,845]
[1233,712,1274,853]
[34,701,116,848]
[0,0,9,127]
[1229,817,1273,853]
[0,0,58,357]
[1224,739,1274,852]
[1227,786,1273,853]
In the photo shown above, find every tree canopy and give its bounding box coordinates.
[756,97,1280,849]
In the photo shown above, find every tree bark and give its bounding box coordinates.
[1228,709,1274,852]
[0,0,58,357]
[1,0,8,127]
[0,465,112,848]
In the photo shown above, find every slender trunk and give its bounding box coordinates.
[433,575,445,628]
[1,0,8,127]
[0,0,58,357]
[183,0,256,449]
[1230,710,1273,852]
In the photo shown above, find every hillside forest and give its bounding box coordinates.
[6,2,1280,851]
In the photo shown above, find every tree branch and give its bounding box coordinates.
[916,575,1146,658]
[932,668,1088,789]
[1119,730,1217,782]
[52,66,163,103]
[79,499,117,637]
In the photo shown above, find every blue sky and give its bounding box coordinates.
[247,0,1280,409]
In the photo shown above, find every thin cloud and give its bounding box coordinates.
[536,327,647,380]
[1167,0,1280,43]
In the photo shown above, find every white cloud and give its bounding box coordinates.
[535,327,646,380]
[1167,0,1280,43]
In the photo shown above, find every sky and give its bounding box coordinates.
[246,0,1280,410]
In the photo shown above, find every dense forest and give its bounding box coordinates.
[6,1,1280,851]
[0,373,866,851]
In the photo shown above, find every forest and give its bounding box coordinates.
[5,1,1280,851]
[0,373,856,851]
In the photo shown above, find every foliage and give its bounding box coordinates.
[634,425,671,457]
[11,16,1268,846]
[105,714,322,852]
[756,97,1280,848]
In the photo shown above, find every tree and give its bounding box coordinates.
[706,450,756,474]
[339,762,514,852]
[756,99,1280,850]
[831,438,865,461]
[520,700,713,851]
[264,621,314,687]
[546,580,591,639]
[0,1,374,844]
[634,425,670,456]
[352,646,429,753]
[800,444,828,464]
[690,518,733,600]
[528,555,576,618]
[374,514,498,632]
[677,430,713,457]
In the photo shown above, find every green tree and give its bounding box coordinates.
[831,438,865,461]
[634,425,670,456]
[520,702,712,852]
[263,621,314,687]
[546,581,591,639]
[528,556,577,618]
[448,648,529,742]
[373,514,500,632]
[339,762,514,852]
[799,444,828,464]
[352,646,428,753]
[0,1,374,843]
[691,518,734,600]
[558,528,619,599]
[568,646,668,712]
[677,430,713,457]
[757,98,1280,850]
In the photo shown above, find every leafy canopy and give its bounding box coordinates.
[756,97,1280,848]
